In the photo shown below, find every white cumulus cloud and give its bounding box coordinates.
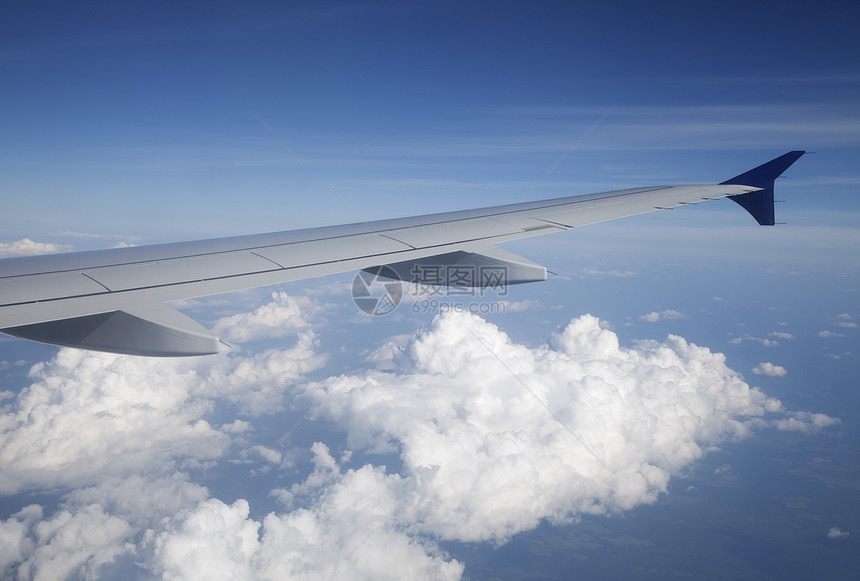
[213,291,331,343]
[12,504,133,581]
[0,293,327,494]
[303,311,835,543]
[0,349,228,495]
[151,453,464,581]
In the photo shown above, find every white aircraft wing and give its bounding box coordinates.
[0,151,805,356]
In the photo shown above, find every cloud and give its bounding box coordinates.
[514,103,860,150]
[13,504,134,581]
[248,445,282,465]
[771,411,841,434]
[580,267,636,278]
[220,420,253,434]
[768,332,796,340]
[0,293,327,494]
[212,291,331,343]
[303,311,836,543]
[54,231,140,241]
[836,322,858,328]
[498,298,542,312]
[1,475,211,581]
[753,362,787,377]
[63,474,210,530]
[639,309,685,323]
[0,238,71,258]
[202,331,326,415]
[0,506,37,577]
[827,527,850,539]
[0,294,336,579]
[150,498,262,581]
[729,335,779,347]
[0,349,228,495]
[819,330,845,338]
[151,448,464,580]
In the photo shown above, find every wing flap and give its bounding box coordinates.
[1,303,219,357]
[365,246,548,288]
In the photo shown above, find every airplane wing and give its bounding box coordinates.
[0,151,805,356]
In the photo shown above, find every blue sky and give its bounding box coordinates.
[1,1,859,579]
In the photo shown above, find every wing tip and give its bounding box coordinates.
[722,151,806,226]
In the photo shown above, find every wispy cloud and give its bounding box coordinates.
[769,332,796,340]
[730,335,779,347]
[580,267,636,279]
[828,527,850,539]
[481,104,860,151]
[819,330,845,338]
[640,309,685,323]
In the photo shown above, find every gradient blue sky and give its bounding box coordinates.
[1,2,859,579]
[2,1,858,240]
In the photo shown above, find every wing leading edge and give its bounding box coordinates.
[0,151,805,356]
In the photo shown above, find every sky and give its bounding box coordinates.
[1,1,859,579]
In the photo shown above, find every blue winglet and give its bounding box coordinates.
[721,151,805,225]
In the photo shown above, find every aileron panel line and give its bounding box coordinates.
[0,272,110,305]
[84,251,281,292]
